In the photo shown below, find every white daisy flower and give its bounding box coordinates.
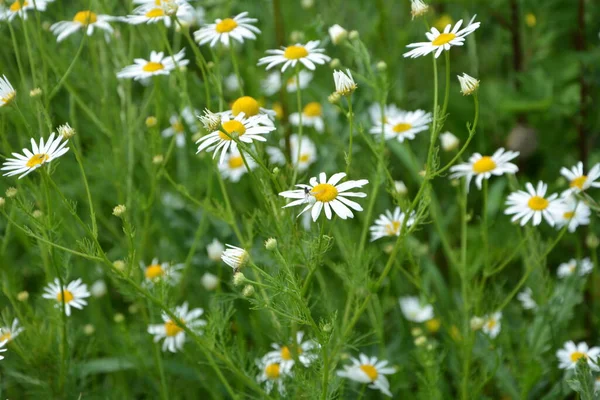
[201,272,219,291]
[1,0,53,21]
[267,134,317,172]
[404,15,481,58]
[369,109,432,143]
[90,280,107,298]
[176,5,205,29]
[139,258,184,287]
[194,12,260,47]
[399,296,434,322]
[504,181,564,226]
[411,0,429,19]
[289,102,325,133]
[221,244,249,270]
[394,180,408,195]
[261,72,282,96]
[148,302,206,353]
[439,131,459,151]
[162,107,199,148]
[333,69,357,96]
[560,162,600,196]
[449,148,519,190]
[457,73,479,96]
[0,75,16,107]
[370,207,416,242]
[257,40,331,72]
[50,11,118,42]
[337,353,395,397]
[557,258,593,278]
[256,358,292,396]
[555,196,591,233]
[368,103,401,125]
[223,96,276,126]
[207,238,224,262]
[481,312,502,338]
[195,112,275,164]
[219,148,256,182]
[116,49,189,81]
[1,133,69,179]
[262,331,319,369]
[0,318,23,343]
[557,341,600,371]
[286,70,313,92]
[42,278,90,317]
[279,172,369,221]
[224,73,241,93]
[0,340,6,360]
[125,1,194,28]
[517,288,537,310]
[328,24,347,45]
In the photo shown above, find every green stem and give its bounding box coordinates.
[291,64,303,186]
[482,179,489,272]
[72,139,98,238]
[229,45,244,97]
[345,96,354,175]
[48,35,87,100]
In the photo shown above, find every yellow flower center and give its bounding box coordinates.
[485,319,496,330]
[0,332,11,342]
[472,156,497,174]
[10,1,28,12]
[311,183,338,202]
[384,221,401,236]
[265,363,280,379]
[299,153,310,163]
[219,120,246,140]
[143,62,165,72]
[432,32,457,46]
[569,264,577,273]
[145,264,164,279]
[56,290,74,304]
[284,45,309,60]
[273,102,283,119]
[525,13,537,27]
[232,96,260,117]
[280,345,302,361]
[570,351,587,363]
[164,320,184,337]
[73,11,98,25]
[228,156,244,169]
[393,122,412,133]
[215,18,238,33]
[570,176,587,189]
[145,8,165,18]
[359,364,378,381]
[26,153,49,168]
[425,318,441,333]
[172,120,184,133]
[303,102,322,117]
[564,211,575,219]
[527,196,549,211]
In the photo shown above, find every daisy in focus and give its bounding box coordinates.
[337,353,395,397]
[404,15,481,58]
[286,70,313,92]
[195,112,275,164]
[0,318,24,343]
[399,296,434,323]
[370,207,416,242]
[517,288,537,310]
[481,312,502,339]
[556,341,600,371]
[256,357,292,396]
[116,49,189,81]
[554,196,590,233]
[162,107,199,148]
[147,302,206,353]
[0,75,16,107]
[194,12,260,47]
[258,41,331,72]
[333,69,357,96]
[449,148,519,190]
[218,148,256,182]
[289,102,325,133]
[1,0,54,21]
[279,172,369,221]
[267,134,317,172]
[504,181,563,226]
[125,1,194,27]
[557,258,593,278]
[262,331,319,369]
[50,11,118,42]
[139,258,184,287]
[560,161,600,196]
[2,133,69,179]
[221,244,249,270]
[369,109,432,143]
[42,278,90,317]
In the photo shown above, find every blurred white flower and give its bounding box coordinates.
[399,296,434,322]
[201,272,219,291]
[554,196,591,233]
[337,353,395,397]
[557,341,600,371]
[517,287,537,310]
[481,312,501,338]
[207,239,224,262]
[557,258,593,278]
[439,131,459,152]
[328,24,347,45]
[148,302,206,352]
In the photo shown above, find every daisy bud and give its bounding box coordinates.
[201,272,219,291]
[29,88,42,97]
[112,205,127,217]
[264,237,278,251]
[17,291,29,302]
[242,284,255,297]
[301,0,314,9]
[440,132,459,152]
[322,323,332,332]
[411,327,423,337]
[329,58,341,69]
[198,109,221,132]
[145,116,158,128]
[328,24,348,45]
[161,0,178,16]
[525,13,536,27]
[348,30,359,40]
[586,234,599,249]
[6,187,17,198]
[272,167,280,176]
[207,238,225,262]
[233,272,246,286]
[414,336,427,346]
[394,180,407,195]
[425,318,441,333]
[91,280,107,297]
[114,313,125,323]
[411,0,429,19]
[152,154,164,165]
[470,316,484,330]
[290,30,304,43]
[222,245,249,270]
[418,169,426,177]
[457,73,480,96]
[328,92,341,104]
[376,61,387,72]
[83,324,95,335]
[112,260,125,271]
[333,69,357,96]
[206,61,215,70]
[128,304,139,314]
[0,198,4,207]
[57,123,75,139]
[32,210,43,219]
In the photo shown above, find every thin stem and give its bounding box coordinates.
[345,96,354,175]
[48,35,87,100]
[229,45,244,97]
[72,140,98,238]
[176,19,212,109]
[482,179,489,272]
[441,51,451,118]
[291,64,303,185]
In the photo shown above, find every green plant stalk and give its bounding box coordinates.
[291,64,303,186]
[345,96,354,175]
[20,17,39,89]
[229,45,244,97]
[8,22,26,88]
[48,35,87,100]
[71,140,98,238]
[459,179,471,400]
[482,179,489,272]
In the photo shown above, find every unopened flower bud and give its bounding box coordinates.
[411,327,423,337]
[6,187,17,198]
[329,58,341,69]
[145,116,158,128]
[29,88,42,97]
[414,336,427,346]
[233,272,246,286]
[114,313,125,323]
[394,180,407,195]
[348,30,359,40]
[290,30,304,43]
[113,205,126,217]
[17,291,29,302]
[586,234,599,249]
[411,0,429,19]
[264,237,277,251]
[457,73,480,96]
[272,167,280,176]
[328,24,347,45]
[57,123,75,139]
[376,61,387,72]
[0,198,5,207]
[328,92,341,104]
[440,132,459,152]
[32,210,43,219]
[113,260,126,271]
[300,0,314,9]
[201,272,219,291]
[242,284,255,297]
[152,154,164,165]
[83,324,95,335]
